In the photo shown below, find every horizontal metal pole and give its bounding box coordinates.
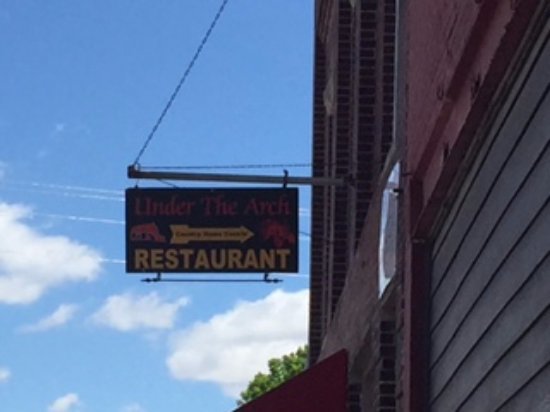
[128,165,346,186]
[139,272,283,283]
[141,277,283,283]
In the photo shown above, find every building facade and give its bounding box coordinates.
[309,0,550,411]
[234,1,549,411]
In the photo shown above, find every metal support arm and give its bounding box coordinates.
[128,165,346,187]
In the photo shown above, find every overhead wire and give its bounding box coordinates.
[132,0,231,166]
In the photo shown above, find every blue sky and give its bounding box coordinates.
[0,1,313,411]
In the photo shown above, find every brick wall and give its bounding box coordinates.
[309,1,400,411]
[310,0,397,371]
[309,33,328,367]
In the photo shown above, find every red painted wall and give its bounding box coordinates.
[406,0,539,235]
[403,1,540,411]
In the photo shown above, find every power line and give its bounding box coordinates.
[133,0,231,166]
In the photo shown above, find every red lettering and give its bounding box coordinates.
[134,196,195,216]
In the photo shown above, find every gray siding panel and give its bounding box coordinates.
[498,363,550,412]
[430,32,550,296]
[430,96,550,371]
[431,252,550,411]
[429,28,550,411]
[457,306,550,412]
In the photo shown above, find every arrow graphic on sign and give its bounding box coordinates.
[169,225,254,244]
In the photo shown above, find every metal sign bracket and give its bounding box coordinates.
[127,165,347,187]
[141,272,283,284]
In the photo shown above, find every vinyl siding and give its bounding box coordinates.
[428,27,550,412]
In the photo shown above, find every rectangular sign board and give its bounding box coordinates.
[125,188,298,273]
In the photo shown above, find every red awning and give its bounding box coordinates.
[234,349,348,412]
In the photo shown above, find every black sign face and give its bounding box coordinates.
[125,188,298,273]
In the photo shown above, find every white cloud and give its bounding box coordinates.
[53,123,66,134]
[120,403,147,412]
[167,289,308,398]
[19,304,78,333]
[0,367,11,383]
[48,393,80,412]
[91,292,189,332]
[0,203,102,304]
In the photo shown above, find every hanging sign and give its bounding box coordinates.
[125,188,298,273]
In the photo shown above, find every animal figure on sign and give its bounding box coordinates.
[130,223,166,243]
[261,220,296,248]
